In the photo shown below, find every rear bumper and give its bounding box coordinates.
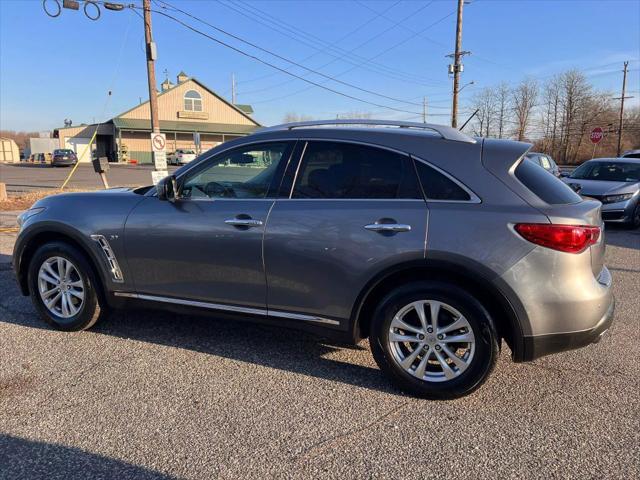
[52,159,76,166]
[520,295,615,361]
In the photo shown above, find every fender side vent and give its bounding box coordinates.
[90,235,124,282]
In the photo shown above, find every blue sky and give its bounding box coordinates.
[1,0,639,131]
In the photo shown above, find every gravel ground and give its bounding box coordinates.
[0,219,638,480]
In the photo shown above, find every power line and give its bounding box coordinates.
[240,7,458,106]
[141,6,425,116]
[210,0,442,87]
[154,0,428,107]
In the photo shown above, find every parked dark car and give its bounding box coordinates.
[52,149,78,167]
[524,152,561,177]
[562,158,640,227]
[13,120,614,399]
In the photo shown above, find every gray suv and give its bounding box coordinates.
[13,120,614,399]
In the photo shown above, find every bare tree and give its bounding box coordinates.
[470,88,498,137]
[282,112,314,123]
[495,82,511,139]
[512,78,538,141]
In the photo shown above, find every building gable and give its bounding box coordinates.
[117,79,259,126]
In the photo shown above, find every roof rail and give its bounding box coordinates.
[257,119,476,144]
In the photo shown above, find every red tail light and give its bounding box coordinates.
[514,223,600,253]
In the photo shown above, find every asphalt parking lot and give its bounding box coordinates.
[0,216,638,479]
[0,163,179,194]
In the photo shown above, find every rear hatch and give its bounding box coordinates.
[482,139,605,276]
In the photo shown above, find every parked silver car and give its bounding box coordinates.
[562,158,640,227]
[13,120,614,399]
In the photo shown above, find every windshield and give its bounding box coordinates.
[570,161,640,182]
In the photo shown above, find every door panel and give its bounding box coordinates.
[124,198,273,307]
[124,140,294,308]
[264,200,428,324]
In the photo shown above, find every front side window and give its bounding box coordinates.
[184,90,202,112]
[292,141,421,199]
[181,142,290,199]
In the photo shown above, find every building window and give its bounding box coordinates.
[184,90,202,112]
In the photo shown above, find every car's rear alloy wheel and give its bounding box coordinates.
[37,256,85,318]
[370,282,499,399]
[28,242,105,331]
[388,300,475,383]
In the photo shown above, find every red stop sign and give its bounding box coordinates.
[590,127,604,144]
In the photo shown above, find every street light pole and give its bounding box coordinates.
[450,0,465,128]
[143,0,161,169]
[616,61,629,157]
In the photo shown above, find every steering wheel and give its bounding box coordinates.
[203,181,236,198]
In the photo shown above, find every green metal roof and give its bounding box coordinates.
[234,104,254,114]
[112,118,258,135]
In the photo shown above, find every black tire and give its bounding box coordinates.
[370,281,499,400]
[27,241,106,331]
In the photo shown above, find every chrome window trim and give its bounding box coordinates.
[90,234,124,283]
[411,155,482,204]
[113,292,340,326]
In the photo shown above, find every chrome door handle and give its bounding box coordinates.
[225,218,264,227]
[364,223,412,232]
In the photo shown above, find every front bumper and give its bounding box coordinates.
[600,198,638,223]
[521,295,615,361]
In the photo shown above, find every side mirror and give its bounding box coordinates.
[157,175,178,202]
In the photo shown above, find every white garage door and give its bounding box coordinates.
[64,137,93,163]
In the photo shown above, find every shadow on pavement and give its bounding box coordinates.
[604,224,640,250]
[0,271,396,395]
[0,433,174,480]
[96,307,396,394]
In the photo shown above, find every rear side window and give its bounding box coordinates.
[292,141,421,199]
[515,158,581,204]
[414,160,471,201]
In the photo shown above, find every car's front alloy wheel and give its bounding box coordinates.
[37,256,85,318]
[370,281,499,399]
[28,242,105,331]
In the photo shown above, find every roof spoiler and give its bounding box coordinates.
[257,119,477,144]
[482,138,532,176]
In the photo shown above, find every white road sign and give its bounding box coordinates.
[151,169,168,186]
[151,133,166,153]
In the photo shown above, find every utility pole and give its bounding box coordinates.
[143,0,163,173]
[615,61,630,157]
[449,0,467,128]
[232,73,237,104]
[422,97,427,123]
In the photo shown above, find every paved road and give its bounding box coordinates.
[0,221,638,479]
[0,163,179,193]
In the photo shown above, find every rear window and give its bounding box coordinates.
[515,159,581,204]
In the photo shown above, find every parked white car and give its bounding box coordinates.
[168,149,197,165]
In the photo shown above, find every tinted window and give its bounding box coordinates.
[414,160,471,201]
[182,142,289,199]
[515,159,581,204]
[292,142,421,199]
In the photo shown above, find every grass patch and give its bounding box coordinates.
[0,188,95,211]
